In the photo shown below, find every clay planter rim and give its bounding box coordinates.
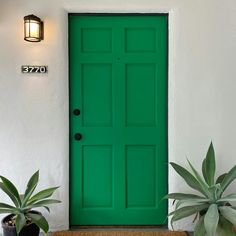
[1,210,41,230]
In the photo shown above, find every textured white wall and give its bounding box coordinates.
[0,0,236,232]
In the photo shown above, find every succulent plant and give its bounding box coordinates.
[166,143,236,236]
[0,170,60,234]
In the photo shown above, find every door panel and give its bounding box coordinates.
[125,28,157,53]
[126,145,156,208]
[70,15,168,226]
[82,64,113,126]
[126,63,156,126]
[82,145,113,208]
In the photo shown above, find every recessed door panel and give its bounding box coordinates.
[126,64,156,126]
[82,145,113,208]
[82,64,113,127]
[81,28,112,53]
[125,28,156,52]
[126,145,156,208]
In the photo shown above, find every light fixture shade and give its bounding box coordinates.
[24,14,43,42]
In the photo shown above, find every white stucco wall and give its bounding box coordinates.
[1,0,236,232]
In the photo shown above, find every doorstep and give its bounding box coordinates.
[0,230,193,236]
[52,228,193,236]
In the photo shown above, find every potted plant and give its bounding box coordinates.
[166,143,236,236]
[0,170,61,236]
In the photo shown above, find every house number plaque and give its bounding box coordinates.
[21,65,48,74]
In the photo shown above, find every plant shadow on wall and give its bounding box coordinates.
[0,171,61,236]
[165,143,236,236]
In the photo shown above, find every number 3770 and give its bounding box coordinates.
[21,66,48,74]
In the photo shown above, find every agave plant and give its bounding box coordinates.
[0,170,60,234]
[166,143,236,236]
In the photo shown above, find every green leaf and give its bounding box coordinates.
[221,165,236,192]
[194,216,206,236]
[216,173,227,184]
[44,206,50,213]
[203,142,216,186]
[219,206,236,225]
[170,162,207,197]
[15,213,26,234]
[0,202,16,209]
[28,187,59,204]
[0,182,20,207]
[217,193,236,203]
[175,199,210,210]
[20,194,24,202]
[0,176,21,207]
[27,213,49,233]
[215,183,223,199]
[24,199,61,211]
[217,216,234,236]
[164,193,205,200]
[170,204,209,227]
[32,199,61,205]
[202,158,208,186]
[187,159,210,197]
[22,171,39,207]
[0,208,18,214]
[204,204,219,236]
[208,184,222,201]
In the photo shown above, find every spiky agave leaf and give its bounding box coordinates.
[15,213,26,234]
[28,187,59,205]
[216,173,227,184]
[170,204,209,228]
[0,181,20,207]
[220,165,236,193]
[202,142,216,186]
[194,216,205,236]
[217,216,235,236]
[170,162,208,197]
[164,193,205,200]
[27,212,49,233]
[23,199,61,211]
[217,193,236,203]
[0,208,18,214]
[208,183,222,201]
[219,206,236,225]
[187,159,211,199]
[0,202,16,209]
[21,170,39,207]
[204,204,219,236]
[175,198,210,210]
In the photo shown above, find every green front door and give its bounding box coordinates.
[69,15,168,226]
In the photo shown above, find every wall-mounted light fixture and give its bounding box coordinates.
[24,14,44,42]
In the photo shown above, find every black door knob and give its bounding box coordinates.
[74,133,82,141]
[73,109,80,116]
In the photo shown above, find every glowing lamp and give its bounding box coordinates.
[24,14,43,42]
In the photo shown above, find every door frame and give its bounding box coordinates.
[68,12,169,227]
